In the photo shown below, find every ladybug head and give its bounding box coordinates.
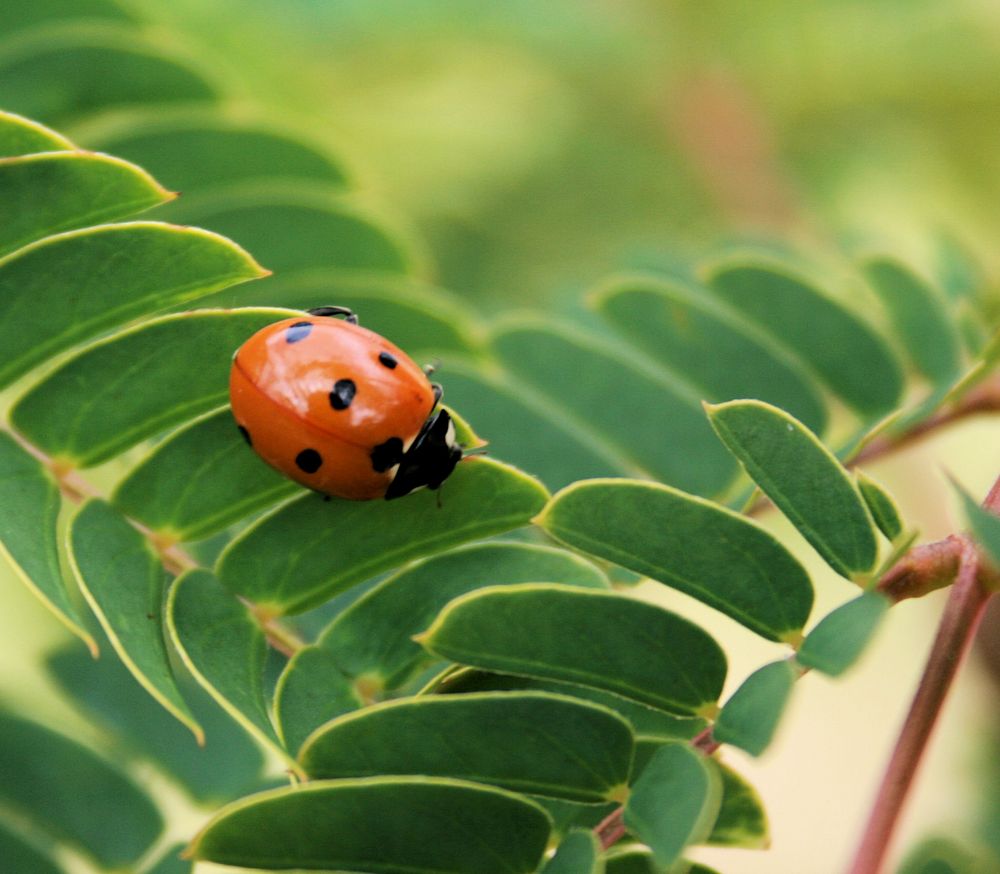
[384,408,463,500]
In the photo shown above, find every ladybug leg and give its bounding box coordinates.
[306,305,359,325]
[430,383,443,405]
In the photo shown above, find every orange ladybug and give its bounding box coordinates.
[229,306,462,500]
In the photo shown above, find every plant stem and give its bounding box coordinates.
[846,539,992,874]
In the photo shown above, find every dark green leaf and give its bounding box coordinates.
[705,259,904,416]
[112,407,297,543]
[604,845,658,874]
[273,647,363,755]
[420,583,726,716]
[708,762,769,848]
[11,307,294,467]
[189,777,552,874]
[0,0,136,39]
[318,541,609,691]
[595,276,827,433]
[0,223,267,390]
[531,798,617,840]
[146,842,193,874]
[861,257,962,385]
[217,457,549,614]
[537,479,814,641]
[713,660,798,757]
[0,819,63,874]
[543,829,603,874]
[0,108,73,157]
[857,472,904,541]
[0,151,172,257]
[707,400,878,580]
[0,709,162,867]
[954,480,1000,572]
[797,592,891,677]
[166,569,290,764]
[68,499,199,738]
[0,431,95,652]
[624,742,723,867]
[300,692,633,803]
[492,322,738,496]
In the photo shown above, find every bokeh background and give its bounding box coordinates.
[2,1,999,872]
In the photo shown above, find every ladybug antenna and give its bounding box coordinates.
[306,305,358,325]
[423,358,441,377]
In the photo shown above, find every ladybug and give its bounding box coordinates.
[229,306,462,500]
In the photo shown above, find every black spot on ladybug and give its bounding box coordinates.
[378,351,398,369]
[295,448,323,473]
[329,379,356,410]
[370,437,404,472]
[237,425,252,446]
[286,321,313,343]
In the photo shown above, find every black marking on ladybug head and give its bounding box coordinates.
[378,351,398,369]
[329,379,356,410]
[237,425,252,446]
[286,321,313,343]
[370,436,404,473]
[384,409,462,500]
[295,448,323,473]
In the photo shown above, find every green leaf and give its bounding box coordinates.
[318,542,609,691]
[68,499,199,739]
[0,709,162,867]
[95,119,349,194]
[47,642,266,805]
[707,399,878,580]
[273,647,363,755]
[595,276,827,433]
[217,457,549,615]
[708,762,770,848]
[11,307,295,467]
[898,837,999,874]
[0,32,217,125]
[713,660,798,757]
[537,479,814,641]
[112,407,297,543]
[604,845,658,874]
[0,0,137,39]
[0,819,63,874]
[796,592,890,677]
[492,321,738,496]
[300,692,633,803]
[857,472,904,541]
[624,742,723,868]
[0,151,173,258]
[0,108,74,157]
[861,257,962,385]
[189,777,552,874]
[166,569,291,765]
[0,222,267,390]
[146,842,193,874]
[0,430,95,652]
[953,480,1000,572]
[420,583,726,716]
[543,829,603,874]
[705,259,904,416]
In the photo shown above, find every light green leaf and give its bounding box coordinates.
[0,819,63,874]
[0,0,137,39]
[273,647,363,755]
[0,709,162,868]
[537,478,814,641]
[166,569,291,766]
[0,108,74,157]
[898,836,999,874]
[543,829,603,874]
[861,257,962,385]
[604,845,658,874]
[708,762,770,848]
[954,480,1000,572]
[300,692,633,803]
[0,151,172,258]
[595,276,827,433]
[0,431,95,652]
[624,742,723,868]
[707,400,878,579]
[318,541,609,691]
[67,500,200,739]
[112,407,296,543]
[420,583,726,716]
[492,321,738,496]
[189,777,552,874]
[713,660,798,757]
[217,457,549,615]
[857,471,904,541]
[0,222,267,390]
[11,307,295,468]
[797,592,890,677]
[705,259,904,416]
